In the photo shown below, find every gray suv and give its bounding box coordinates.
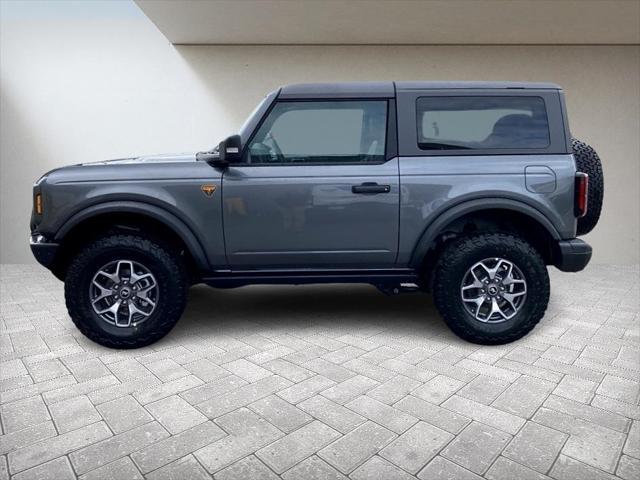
[30,82,604,348]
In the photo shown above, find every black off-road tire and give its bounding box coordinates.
[572,138,604,236]
[432,232,549,345]
[65,234,188,349]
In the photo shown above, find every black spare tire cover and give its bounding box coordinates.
[572,138,604,236]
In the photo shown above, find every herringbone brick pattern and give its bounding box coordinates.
[0,264,638,479]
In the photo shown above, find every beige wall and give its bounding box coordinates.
[1,2,638,264]
[136,0,640,45]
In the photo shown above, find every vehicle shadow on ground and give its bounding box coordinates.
[172,283,454,341]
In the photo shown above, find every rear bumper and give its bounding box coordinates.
[554,238,592,272]
[30,234,59,269]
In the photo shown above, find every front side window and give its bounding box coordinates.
[416,96,550,151]
[245,100,387,164]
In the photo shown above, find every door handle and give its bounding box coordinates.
[352,182,391,194]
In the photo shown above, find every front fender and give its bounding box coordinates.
[54,201,210,270]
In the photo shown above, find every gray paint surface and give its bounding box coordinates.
[396,153,576,266]
[39,157,226,268]
[31,82,579,275]
[222,160,400,268]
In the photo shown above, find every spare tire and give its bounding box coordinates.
[572,138,604,236]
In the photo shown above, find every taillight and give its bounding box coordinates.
[34,193,43,215]
[575,173,588,218]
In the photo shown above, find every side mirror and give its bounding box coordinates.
[218,134,242,164]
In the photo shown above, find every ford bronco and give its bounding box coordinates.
[30,82,604,348]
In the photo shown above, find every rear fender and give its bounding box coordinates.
[408,198,561,268]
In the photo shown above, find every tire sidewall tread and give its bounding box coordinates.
[65,234,188,349]
[432,232,550,345]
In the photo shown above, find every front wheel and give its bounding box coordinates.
[432,233,549,345]
[65,234,189,349]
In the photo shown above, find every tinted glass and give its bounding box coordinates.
[416,96,550,150]
[246,101,387,164]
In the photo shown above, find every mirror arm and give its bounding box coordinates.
[196,152,228,168]
[210,158,229,168]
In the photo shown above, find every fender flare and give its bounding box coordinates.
[408,198,561,268]
[54,201,209,270]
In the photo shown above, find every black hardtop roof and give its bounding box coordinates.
[278,81,562,98]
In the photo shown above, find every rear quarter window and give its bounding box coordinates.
[416,96,550,151]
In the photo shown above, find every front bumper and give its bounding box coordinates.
[555,238,592,272]
[30,234,59,269]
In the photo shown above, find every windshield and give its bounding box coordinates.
[198,91,276,158]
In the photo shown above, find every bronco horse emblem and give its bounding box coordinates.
[201,184,217,197]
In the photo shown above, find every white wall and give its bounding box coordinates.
[136,0,640,45]
[1,1,638,264]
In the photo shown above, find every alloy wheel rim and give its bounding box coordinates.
[460,257,527,323]
[89,259,159,328]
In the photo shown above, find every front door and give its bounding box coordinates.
[222,99,399,269]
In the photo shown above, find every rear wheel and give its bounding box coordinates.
[432,232,549,345]
[65,234,188,349]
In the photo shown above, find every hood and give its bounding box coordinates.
[81,152,197,166]
[38,152,214,186]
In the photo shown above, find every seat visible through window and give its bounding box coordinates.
[416,96,551,151]
[482,114,546,148]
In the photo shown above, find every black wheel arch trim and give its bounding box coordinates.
[53,201,210,271]
[409,197,562,268]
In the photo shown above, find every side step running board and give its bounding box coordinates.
[202,269,419,288]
